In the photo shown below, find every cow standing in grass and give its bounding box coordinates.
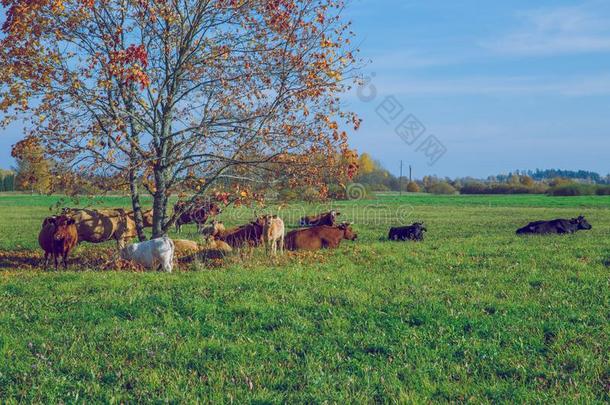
[262,215,285,255]
[174,201,222,233]
[120,236,175,272]
[38,215,78,270]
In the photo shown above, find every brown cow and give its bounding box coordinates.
[38,215,78,270]
[202,237,232,254]
[174,201,222,233]
[175,237,233,262]
[299,210,340,227]
[173,239,200,259]
[64,208,153,249]
[285,223,357,251]
[216,218,265,249]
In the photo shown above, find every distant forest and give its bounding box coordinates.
[493,169,609,184]
[352,153,610,196]
[1,155,609,197]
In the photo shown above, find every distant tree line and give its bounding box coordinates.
[492,169,609,184]
[4,148,610,198]
[0,169,16,192]
[351,154,610,197]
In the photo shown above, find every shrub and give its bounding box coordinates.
[303,187,323,203]
[459,182,487,194]
[547,184,597,196]
[428,182,457,195]
[595,186,610,196]
[406,181,420,193]
[369,183,390,192]
[459,181,548,195]
[326,184,347,200]
[549,177,573,187]
[277,188,300,202]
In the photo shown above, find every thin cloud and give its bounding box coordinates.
[482,3,610,56]
[364,74,610,96]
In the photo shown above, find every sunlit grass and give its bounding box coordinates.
[0,193,609,402]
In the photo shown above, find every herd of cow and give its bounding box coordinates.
[36,200,594,272]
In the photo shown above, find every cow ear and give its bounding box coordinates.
[336,212,341,216]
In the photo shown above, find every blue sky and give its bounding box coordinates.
[343,0,610,177]
[1,0,610,177]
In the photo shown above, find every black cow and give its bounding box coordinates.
[388,222,427,241]
[516,216,592,235]
[174,201,222,233]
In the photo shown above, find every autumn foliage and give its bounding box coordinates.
[1,0,361,236]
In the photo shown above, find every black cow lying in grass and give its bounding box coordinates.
[388,223,427,241]
[516,216,592,235]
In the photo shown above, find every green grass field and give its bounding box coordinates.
[1,193,609,403]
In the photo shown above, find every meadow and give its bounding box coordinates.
[0,193,609,403]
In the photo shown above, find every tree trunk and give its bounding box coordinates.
[129,168,147,242]
[152,165,168,239]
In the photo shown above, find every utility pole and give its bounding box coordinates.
[409,165,412,182]
[399,160,403,196]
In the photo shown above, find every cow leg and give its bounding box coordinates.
[161,256,173,273]
[117,238,128,250]
[43,252,49,268]
[63,252,69,270]
[53,254,59,271]
[279,235,284,255]
[264,238,268,254]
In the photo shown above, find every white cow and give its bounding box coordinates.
[120,236,175,272]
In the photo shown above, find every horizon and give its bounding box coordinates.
[2,160,608,181]
[2,0,610,177]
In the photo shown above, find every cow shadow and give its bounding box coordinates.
[0,248,117,271]
[0,251,40,269]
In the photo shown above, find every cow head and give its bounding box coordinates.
[413,222,427,232]
[259,214,278,226]
[253,216,267,227]
[174,201,188,214]
[207,203,222,216]
[60,207,74,216]
[330,210,341,223]
[210,220,225,236]
[142,209,154,227]
[338,222,357,241]
[52,216,76,241]
[42,216,59,228]
[572,215,592,230]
